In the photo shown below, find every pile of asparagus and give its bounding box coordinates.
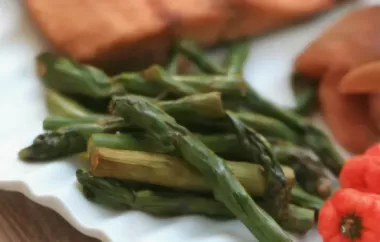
[19,40,342,241]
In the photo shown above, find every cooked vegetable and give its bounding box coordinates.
[143,64,199,96]
[21,92,226,160]
[319,69,378,154]
[43,116,101,131]
[230,111,299,144]
[172,75,246,97]
[111,73,162,97]
[339,155,380,194]
[110,95,292,242]
[175,40,225,74]
[318,188,380,242]
[290,72,318,115]
[77,169,315,233]
[90,147,295,197]
[290,185,324,210]
[365,143,380,156]
[226,41,343,175]
[273,144,331,198]
[45,89,95,118]
[227,112,288,219]
[18,130,87,161]
[37,53,124,98]
[87,132,331,198]
[225,39,250,76]
[18,121,125,161]
[340,61,380,94]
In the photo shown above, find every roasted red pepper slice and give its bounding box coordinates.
[318,189,380,242]
[339,155,380,194]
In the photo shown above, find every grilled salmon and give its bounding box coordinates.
[26,0,344,71]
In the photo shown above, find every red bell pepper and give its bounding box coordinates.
[318,188,380,242]
[339,155,380,194]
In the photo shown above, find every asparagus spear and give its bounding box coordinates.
[43,116,101,131]
[173,75,246,97]
[143,65,199,96]
[19,119,127,161]
[18,130,87,161]
[23,92,225,160]
[77,169,315,234]
[110,95,292,241]
[175,40,225,74]
[291,186,324,210]
[90,147,295,197]
[290,72,318,115]
[110,72,162,97]
[45,89,95,118]
[227,112,289,220]
[225,39,251,76]
[273,144,332,198]
[87,133,332,199]
[166,51,181,75]
[225,41,344,175]
[37,53,124,98]
[230,111,300,144]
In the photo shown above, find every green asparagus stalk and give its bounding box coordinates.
[175,40,225,74]
[37,53,124,98]
[303,125,344,175]
[110,72,162,97]
[43,116,101,130]
[166,52,180,75]
[143,65,199,96]
[291,185,324,210]
[172,75,247,97]
[225,39,250,76]
[77,169,315,234]
[110,95,292,242]
[159,92,225,119]
[90,147,295,197]
[87,133,332,199]
[18,130,87,161]
[280,204,315,233]
[225,41,343,175]
[45,89,95,118]
[273,144,332,198]
[290,72,318,115]
[19,118,126,161]
[227,112,288,220]
[23,92,225,160]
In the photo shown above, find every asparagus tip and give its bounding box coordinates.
[18,147,34,161]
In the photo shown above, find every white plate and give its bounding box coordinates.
[0,1,376,241]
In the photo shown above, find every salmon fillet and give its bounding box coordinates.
[26,0,345,71]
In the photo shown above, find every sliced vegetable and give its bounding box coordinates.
[339,155,380,194]
[318,188,380,242]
